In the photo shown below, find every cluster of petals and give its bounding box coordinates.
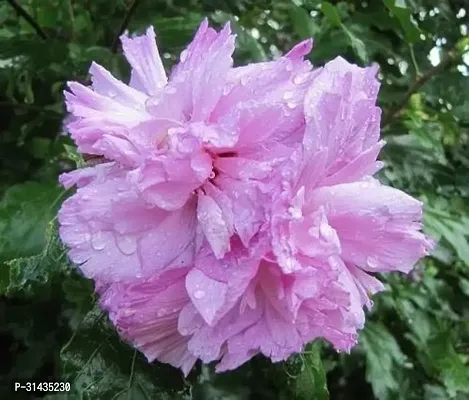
[58,19,433,375]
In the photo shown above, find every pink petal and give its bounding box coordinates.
[186,239,260,326]
[130,140,212,210]
[303,57,381,179]
[120,26,167,95]
[100,268,197,376]
[170,20,235,121]
[308,181,433,273]
[89,62,148,106]
[196,192,231,259]
[347,264,385,309]
[58,169,197,282]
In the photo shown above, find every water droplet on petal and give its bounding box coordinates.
[366,256,379,269]
[180,49,188,62]
[293,72,309,85]
[91,231,106,251]
[287,101,297,109]
[116,235,137,255]
[193,290,206,299]
[283,91,294,100]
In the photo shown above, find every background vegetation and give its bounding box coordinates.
[1,0,469,399]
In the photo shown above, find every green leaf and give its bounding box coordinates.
[383,0,421,43]
[321,2,342,27]
[60,306,189,400]
[427,332,469,396]
[360,322,409,399]
[294,341,329,400]
[0,182,64,261]
[289,5,318,39]
[424,211,469,267]
[342,24,369,63]
[2,221,70,297]
[64,144,86,168]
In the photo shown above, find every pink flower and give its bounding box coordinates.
[60,19,313,281]
[59,20,433,375]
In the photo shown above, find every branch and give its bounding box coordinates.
[381,49,464,128]
[111,0,142,53]
[6,0,48,40]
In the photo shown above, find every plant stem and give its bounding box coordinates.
[5,0,48,40]
[111,0,142,53]
[382,48,463,127]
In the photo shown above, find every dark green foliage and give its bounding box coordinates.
[1,0,469,399]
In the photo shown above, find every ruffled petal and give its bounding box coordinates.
[347,264,385,309]
[213,40,314,146]
[64,73,152,160]
[303,57,381,181]
[120,26,167,95]
[196,192,231,259]
[129,129,212,210]
[100,268,197,376]
[58,168,197,282]
[308,180,433,273]
[214,176,268,247]
[185,239,260,326]
[170,19,235,121]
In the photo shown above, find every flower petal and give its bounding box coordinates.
[170,19,235,121]
[303,57,381,179]
[196,192,231,259]
[308,181,433,273]
[100,268,197,376]
[120,26,167,95]
[58,168,197,281]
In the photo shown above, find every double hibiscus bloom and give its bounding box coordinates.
[59,20,433,374]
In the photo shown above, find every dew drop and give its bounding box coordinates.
[293,72,309,85]
[180,49,188,62]
[283,91,294,100]
[116,235,137,255]
[366,256,379,269]
[193,290,206,299]
[340,107,347,120]
[91,231,106,251]
[287,101,297,109]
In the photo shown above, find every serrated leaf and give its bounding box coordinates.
[60,306,189,400]
[427,332,469,396]
[2,221,70,297]
[360,322,409,399]
[0,182,64,261]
